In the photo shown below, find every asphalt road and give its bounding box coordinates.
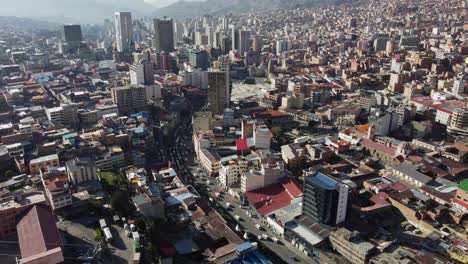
[158,114,331,264]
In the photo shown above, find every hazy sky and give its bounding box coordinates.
[145,0,179,8]
[0,0,180,23]
[145,0,201,8]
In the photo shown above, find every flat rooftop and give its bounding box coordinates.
[0,192,46,210]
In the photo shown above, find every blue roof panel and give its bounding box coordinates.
[306,172,338,190]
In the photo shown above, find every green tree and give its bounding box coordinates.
[95,228,103,241]
[135,217,147,231]
[89,199,104,216]
[4,170,16,178]
[270,126,283,140]
[110,191,133,216]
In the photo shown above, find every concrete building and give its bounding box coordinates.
[114,12,133,52]
[207,70,229,115]
[451,74,467,98]
[329,228,376,264]
[452,179,468,213]
[280,92,305,109]
[17,205,64,264]
[199,148,221,176]
[253,123,272,149]
[448,107,468,136]
[63,24,83,43]
[231,26,239,51]
[129,63,144,85]
[29,154,59,175]
[241,159,284,192]
[130,59,154,85]
[153,18,174,53]
[45,106,63,123]
[0,192,46,238]
[192,112,213,134]
[219,157,248,188]
[239,29,251,56]
[303,172,349,226]
[132,192,165,220]
[111,85,147,114]
[40,168,72,211]
[281,143,305,170]
[66,157,98,184]
[146,84,162,100]
[96,103,119,120]
[62,103,79,128]
[189,50,210,70]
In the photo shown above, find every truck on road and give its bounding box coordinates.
[99,219,107,229]
[103,227,113,242]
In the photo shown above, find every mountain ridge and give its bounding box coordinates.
[153,0,350,18]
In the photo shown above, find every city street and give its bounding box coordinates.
[158,113,340,264]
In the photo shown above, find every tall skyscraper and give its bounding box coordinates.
[63,25,83,43]
[208,71,229,115]
[231,26,239,51]
[303,172,349,226]
[239,30,251,56]
[114,12,133,52]
[220,36,231,54]
[189,50,210,70]
[130,61,154,85]
[153,18,174,53]
[252,35,263,52]
[174,21,184,43]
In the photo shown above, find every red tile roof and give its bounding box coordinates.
[452,198,468,209]
[46,181,66,192]
[17,205,63,261]
[236,138,249,152]
[356,124,369,134]
[244,178,303,216]
[360,138,396,156]
[255,109,289,118]
[280,177,303,198]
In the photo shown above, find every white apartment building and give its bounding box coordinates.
[253,123,272,149]
[218,157,248,188]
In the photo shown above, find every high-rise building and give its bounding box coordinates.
[63,25,83,43]
[114,12,133,52]
[130,64,144,85]
[130,60,154,85]
[174,21,184,43]
[373,37,388,51]
[111,85,147,114]
[452,74,467,98]
[276,39,288,56]
[153,18,174,53]
[303,172,349,226]
[189,50,210,70]
[239,30,251,56]
[208,71,229,115]
[448,107,468,136]
[252,35,263,52]
[231,26,239,51]
[220,36,231,54]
